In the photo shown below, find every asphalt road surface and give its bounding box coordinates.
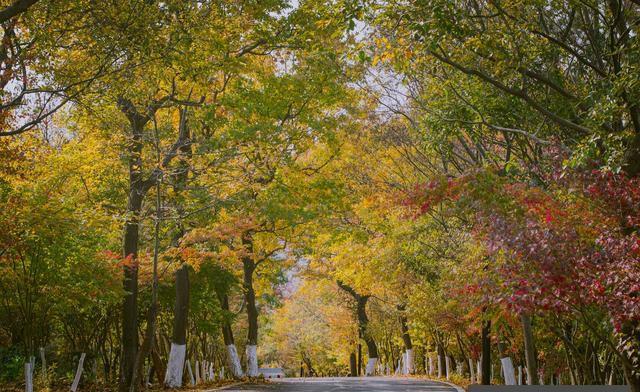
[220,377,459,392]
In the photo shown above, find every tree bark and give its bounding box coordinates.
[350,352,357,377]
[357,339,362,376]
[398,304,414,374]
[164,264,189,387]
[119,164,144,392]
[127,176,162,392]
[117,97,186,392]
[337,281,378,375]
[242,233,259,377]
[0,0,39,24]
[217,292,244,378]
[436,342,446,378]
[481,320,491,385]
[521,313,538,385]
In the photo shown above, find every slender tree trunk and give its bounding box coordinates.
[456,333,469,376]
[421,347,427,375]
[119,185,143,392]
[358,296,378,376]
[337,281,378,376]
[161,108,193,387]
[242,234,259,377]
[218,293,243,378]
[398,304,414,374]
[437,342,446,378]
[357,339,362,376]
[164,264,189,387]
[117,97,156,392]
[520,313,538,385]
[128,179,162,392]
[481,320,491,385]
[350,352,357,377]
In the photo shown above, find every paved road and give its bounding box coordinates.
[221,377,459,391]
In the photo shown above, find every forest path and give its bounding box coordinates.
[218,377,460,391]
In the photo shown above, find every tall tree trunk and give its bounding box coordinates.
[398,304,414,374]
[242,233,259,377]
[337,281,378,376]
[421,346,427,375]
[164,264,189,387]
[164,108,192,387]
[119,165,144,392]
[350,352,357,377]
[520,313,538,385]
[437,342,446,378]
[127,177,162,392]
[357,339,362,376]
[481,320,491,385]
[456,333,469,377]
[116,96,165,392]
[218,292,243,378]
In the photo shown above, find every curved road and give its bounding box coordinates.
[220,377,459,392]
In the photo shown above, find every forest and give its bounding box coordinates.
[1,0,639,391]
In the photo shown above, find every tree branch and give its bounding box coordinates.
[0,0,39,24]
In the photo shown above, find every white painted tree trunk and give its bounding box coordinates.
[186,360,195,385]
[25,363,33,392]
[208,362,214,381]
[500,357,517,385]
[164,343,186,388]
[219,367,224,380]
[428,356,433,376]
[195,360,201,384]
[404,349,414,374]
[226,344,244,378]
[437,355,442,377]
[469,358,476,383]
[365,357,378,376]
[445,356,451,380]
[518,366,522,385]
[246,345,258,377]
[70,353,86,392]
[39,348,46,383]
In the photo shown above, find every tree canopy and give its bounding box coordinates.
[1,0,640,391]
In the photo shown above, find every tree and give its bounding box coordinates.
[406,166,640,388]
